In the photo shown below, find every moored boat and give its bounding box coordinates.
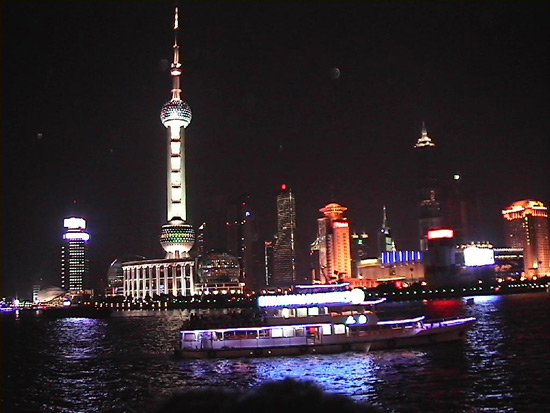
[174,284,475,359]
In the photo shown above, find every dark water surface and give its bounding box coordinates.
[2,293,550,412]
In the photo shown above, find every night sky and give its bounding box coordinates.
[2,2,549,297]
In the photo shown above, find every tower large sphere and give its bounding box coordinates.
[160,99,192,128]
[159,217,195,257]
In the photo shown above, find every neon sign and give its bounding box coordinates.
[64,217,86,229]
[427,229,454,240]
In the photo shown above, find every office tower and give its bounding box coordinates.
[378,205,396,255]
[316,203,352,282]
[442,173,482,244]
[122,8,195,298]
[502,200,550,277]
[264,241,274,287]
[350,231,369,277]
[225,194,263,289]
[61,217,90,291]
[273,184,296,287]
[414,123,442,250]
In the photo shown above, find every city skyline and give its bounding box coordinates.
[2,2,549,296]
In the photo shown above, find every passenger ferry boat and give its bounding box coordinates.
[175,284,476,359]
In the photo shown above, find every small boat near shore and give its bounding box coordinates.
[174,284,476,359]
[40,305,112,319]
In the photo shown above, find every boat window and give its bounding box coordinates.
[334,324,346,335]
[296,308,308,317]
[271,328,283,338]
[245,330,258,339]
[308,307,319,316]
[282,308,291,318]
[213,332,223,341]
[183,333,196,342]
[224,331,236,340]
[258,330,270,339]
[295,328,305,337]
[283,327,295,337]
[321,325,331,335]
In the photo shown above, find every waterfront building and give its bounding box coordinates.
[272,184,297,287]
[315,203,352,283]
[123,8,196,298]
[423,228,458,287]
[378,205,396,255]
[414,123,443,250]
[357,252,424,288]
[493,248,524,280]
[195,250,244,295]
[61,217,90,291]
[502,200,550,278]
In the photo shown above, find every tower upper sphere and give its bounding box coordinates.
[161,100,192,128]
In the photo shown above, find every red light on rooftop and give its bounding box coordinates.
[427,229,454,240]
[281,183,287,191]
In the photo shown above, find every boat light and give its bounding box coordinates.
[257,288,365,308]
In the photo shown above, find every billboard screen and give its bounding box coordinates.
[464,246,495,266]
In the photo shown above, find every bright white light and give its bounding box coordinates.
[64,217,86,229]
[170,157,181,171]
[464,246,495,266]
[171,141,181,154]
[257,288,366,308]
[63,232,90,241]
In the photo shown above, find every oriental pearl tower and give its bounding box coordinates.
[159,7,195,259]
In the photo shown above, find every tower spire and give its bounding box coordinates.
[414,121,435,148]
[170,6,182,101]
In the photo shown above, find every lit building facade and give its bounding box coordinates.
[123,8,196,298]
[61,217,90,291]
[273,184,297,287]
[502,200,550,278]
[315,203,352,283]
[195,250,244,294]
[414,123,443,250]
[357,252,424,288]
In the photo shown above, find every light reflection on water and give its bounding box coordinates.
[2,293,550,412]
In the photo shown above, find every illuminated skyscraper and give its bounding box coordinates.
[378,205,396,255]
[273,184,296,287]
[61,217,90,291]
[316,203,352,282]
[502,200,550,277]
[122,8,195,298]
[414,123,442,250]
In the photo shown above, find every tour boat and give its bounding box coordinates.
[174,284,476,359]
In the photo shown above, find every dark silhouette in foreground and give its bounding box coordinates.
[157,378,380,413]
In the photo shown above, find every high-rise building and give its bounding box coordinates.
[378,205,396,255]
[414,123,442,250]
[61,217,90,291]
[502,200,550,278]
[273,184,296,287]
[350,231,369,277]
[316,203,352,283]
[122,8,196,298]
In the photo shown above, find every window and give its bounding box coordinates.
[259,330,270,339]
[283,327,295,338]
[322,325,332,335]
[183,333,196,342]
[271,328,283,338]
[295,328,305,337]
[334,324,346,335]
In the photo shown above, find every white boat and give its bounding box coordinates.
[174,284,476,359]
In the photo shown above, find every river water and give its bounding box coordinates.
[2,293,549,412]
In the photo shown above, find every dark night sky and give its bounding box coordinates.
[2,2,549,297]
